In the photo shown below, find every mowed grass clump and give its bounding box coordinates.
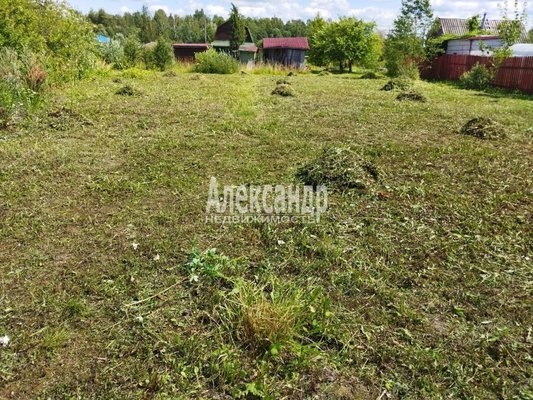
[396,90,427,102]
[380,77,413,91]
[272,83,295,97]
[460,117,507,139]
[115,84,139,96]
[296,146,379,191]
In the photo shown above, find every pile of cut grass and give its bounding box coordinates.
[272,83,295,97]
[296,146,379,191]
[396,90,427,102]
[460,117,507,139]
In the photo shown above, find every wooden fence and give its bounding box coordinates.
[421,55,533,94]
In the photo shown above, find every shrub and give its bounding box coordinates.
[397,60,420,80]
[193,49,239,74]
[99,40,126,70]
[151,38,174,71]
[123,36,142,68]
[459,63,493,90]
[383,34,423,78]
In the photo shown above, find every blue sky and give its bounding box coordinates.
[67,0,532,30]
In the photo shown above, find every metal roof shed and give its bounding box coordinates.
[263,37,309,68]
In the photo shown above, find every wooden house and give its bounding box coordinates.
[212,20,257,64]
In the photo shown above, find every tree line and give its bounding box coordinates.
[87,6,311,44]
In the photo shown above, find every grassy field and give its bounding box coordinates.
[0,69,532,399]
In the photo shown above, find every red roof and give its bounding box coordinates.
[263,37,309,50]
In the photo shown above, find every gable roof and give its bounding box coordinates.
[438,17,503,36]
[437,17,527,41]
[214,20,254,43]
[263,37,309,50]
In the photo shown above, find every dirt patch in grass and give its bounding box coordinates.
[318,70,331,76]
[296,146,379,191]
[47,107,93,130]
[396,90,427,102]
[460,117,507,140]
[272,84,295,97]
[115,85,140,96]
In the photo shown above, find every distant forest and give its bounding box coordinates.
[87,6,310,44]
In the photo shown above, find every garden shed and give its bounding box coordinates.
[172,43,209,62]
[262,37,309,68]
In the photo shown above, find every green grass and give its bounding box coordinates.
[0,70,532,399]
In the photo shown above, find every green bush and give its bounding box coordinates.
[397,60,420,80]
[0,0,97,82]
[99,40,126,70]
[123,36,142,68]
[193,49,239,74]
[383,35,422,79]
[151,38,174,71]
[459,63,493,90]
[139,39,173,71]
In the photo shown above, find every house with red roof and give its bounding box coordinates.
[263,37,309,68]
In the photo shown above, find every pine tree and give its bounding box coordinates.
[229,3,245,58]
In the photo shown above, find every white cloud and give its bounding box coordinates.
[206,4,227,16]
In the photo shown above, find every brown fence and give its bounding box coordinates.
[421,55,533,94]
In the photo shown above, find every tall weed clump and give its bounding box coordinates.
[0,48,47,128]
[193,49,239,74]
